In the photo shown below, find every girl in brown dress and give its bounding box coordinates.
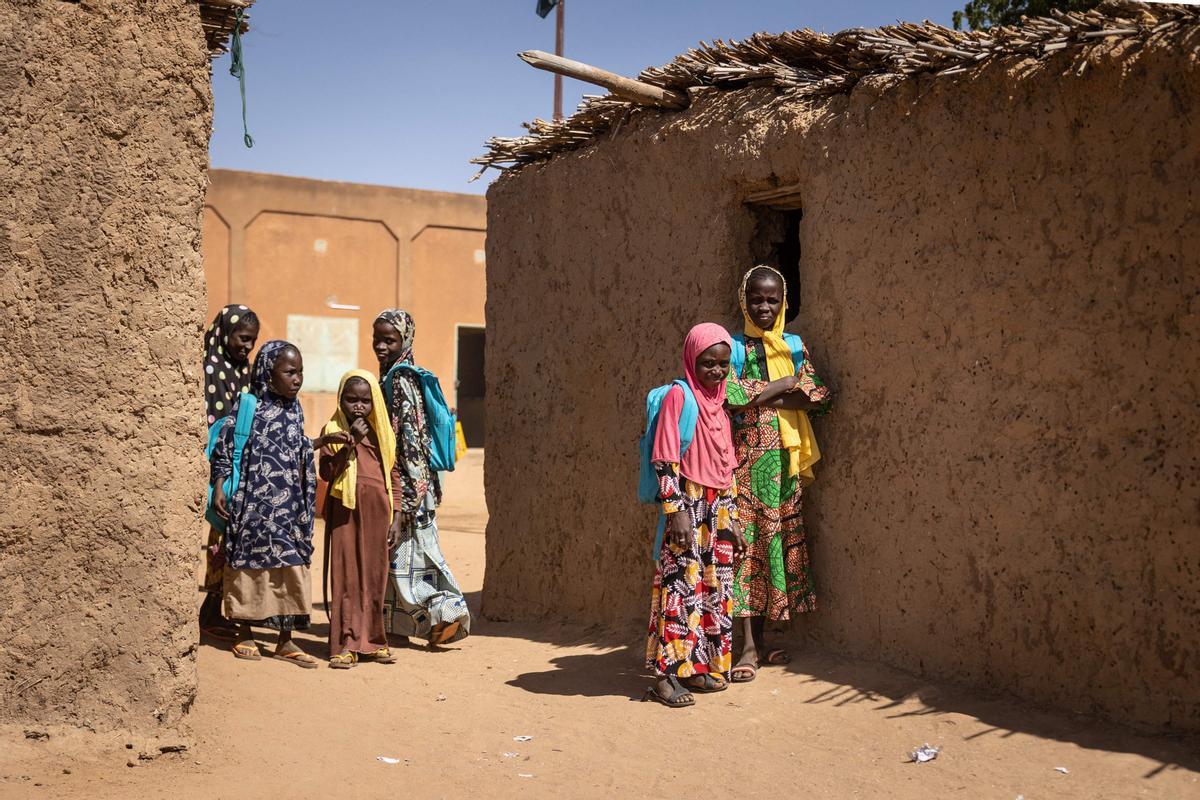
[319,370,403,668]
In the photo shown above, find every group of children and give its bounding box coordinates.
[195,264,824,685]
[199,305,470,669]
[645,265,831,708]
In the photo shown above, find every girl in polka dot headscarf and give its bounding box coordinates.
[200,304,259,640]
[203,304,260,425]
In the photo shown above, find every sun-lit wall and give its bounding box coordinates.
[202,170,486,437]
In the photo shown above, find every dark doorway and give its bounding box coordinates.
[456,326,485,447]
[747,204,802,322]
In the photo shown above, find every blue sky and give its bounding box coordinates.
[210,1,959,194]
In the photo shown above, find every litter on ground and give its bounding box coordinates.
[908,744,940,763]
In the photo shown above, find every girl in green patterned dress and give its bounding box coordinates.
[725,266,831,683]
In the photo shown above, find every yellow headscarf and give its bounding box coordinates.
[740,265,821,486]
[324,369,396,513]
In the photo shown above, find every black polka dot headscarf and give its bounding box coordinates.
[203,304,257,425]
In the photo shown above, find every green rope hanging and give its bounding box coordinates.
[229,8,254,148]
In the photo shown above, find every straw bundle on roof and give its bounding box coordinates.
[199,0,254,57]
[474,1,1199,175]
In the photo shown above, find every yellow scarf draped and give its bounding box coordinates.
[740,266,821,486]
[324,369,396,514]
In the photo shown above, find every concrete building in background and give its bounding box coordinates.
[203,170,487,443]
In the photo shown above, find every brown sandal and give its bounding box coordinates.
[365,647,396,664]
[329,652,357,669]
[232,640,261,661]
[430,620,461,645]
[730,663,757,683]
[274,645,319,669]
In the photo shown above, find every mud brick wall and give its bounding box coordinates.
[0,0,212,733]
[483,42,1200,730]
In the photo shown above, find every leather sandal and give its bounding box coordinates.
[329,652,357,669]
[643,676,695,708]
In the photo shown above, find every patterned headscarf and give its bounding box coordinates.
[250,339,293,399]
[203,304,257,425]
[374,309,440,513]
[375,308,415,368]
[223,339,315,570]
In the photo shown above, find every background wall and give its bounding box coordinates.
[483,41,1200,730]
[0,0,211,733]
[203,171,487,435]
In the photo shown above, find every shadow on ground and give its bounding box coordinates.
[462,590,1200,780]
[776,646,1200,781]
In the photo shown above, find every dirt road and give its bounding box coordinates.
[3,453,1197,798]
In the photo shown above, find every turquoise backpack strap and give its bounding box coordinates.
[674,380,699,452]
[734,332,804,376]
[783,332,805,372]
[730,333,747,378]
[652,381,700,560]
[231,392,256,459]
[205,392,256,533]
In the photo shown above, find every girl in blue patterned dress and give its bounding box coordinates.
[211,340,320,668]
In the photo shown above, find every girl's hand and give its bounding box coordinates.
[667,510,691,551]
[387,513,403,549]
[213,482,229,520]
[731,521,748,560]
[314,432,349,449]
[748,376,802,408]
[349,418,370,442]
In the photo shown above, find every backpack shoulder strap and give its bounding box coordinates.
[730,333,747,378]
[783,332,804,372]
[232,392,256,452]
[204,417,225,460]
[673,380,700,453]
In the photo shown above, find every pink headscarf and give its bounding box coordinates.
[652,322,735,489]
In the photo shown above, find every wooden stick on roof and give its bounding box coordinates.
[518,50,688,110]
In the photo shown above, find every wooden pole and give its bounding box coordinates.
[519,50,689,110]
[553,0,564,120]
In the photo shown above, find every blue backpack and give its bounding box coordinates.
[637,380,699,559]
[383,363,457,472]
[729,332,804,378]
[204,392,257,533]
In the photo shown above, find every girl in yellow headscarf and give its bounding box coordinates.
[725,265,833,683]
[318,369,401,669]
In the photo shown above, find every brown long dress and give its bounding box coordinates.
[319,431,402,658]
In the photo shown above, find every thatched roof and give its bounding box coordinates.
[474,1,1200,175]
[199,0,254,56]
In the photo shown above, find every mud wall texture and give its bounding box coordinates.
[0,1,211,732]
[483,41,1200,730]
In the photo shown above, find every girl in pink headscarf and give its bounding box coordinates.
[644,323,749,708]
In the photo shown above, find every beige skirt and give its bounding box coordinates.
[222,565,311,621]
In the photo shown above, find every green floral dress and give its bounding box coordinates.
[725,338,831,619]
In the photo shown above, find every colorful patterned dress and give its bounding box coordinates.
[645,462,736,679]
[725,338,831,620]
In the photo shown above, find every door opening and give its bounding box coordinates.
[455,326,485,448]
[746,187,802,321]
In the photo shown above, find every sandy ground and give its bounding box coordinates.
[3,451,1198,799]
